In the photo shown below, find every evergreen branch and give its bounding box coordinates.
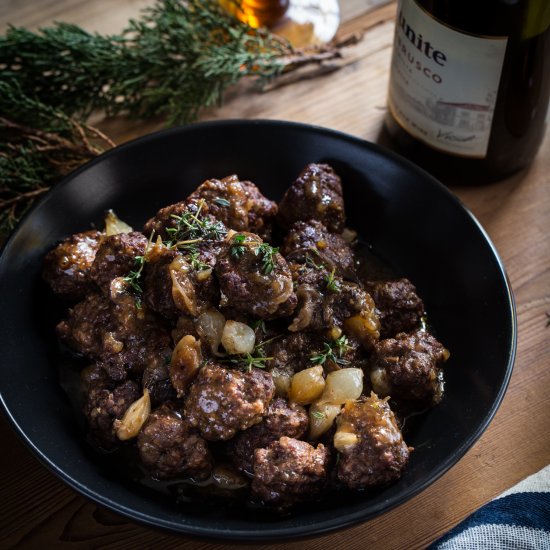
[0,81,114,236]
[0,0,292,125]
[0,0,359,236]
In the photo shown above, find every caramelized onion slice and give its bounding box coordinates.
[196,309,226,355]
[104,209,133,236]
[170,335,202,397]
[115,389,150,441]
[308,402,341,439]
[289,365,325,405]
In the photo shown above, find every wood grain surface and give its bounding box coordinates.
[1,1,549,548]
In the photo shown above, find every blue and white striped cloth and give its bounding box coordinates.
[429,465,550,549]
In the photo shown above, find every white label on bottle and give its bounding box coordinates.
[388,0,508,158]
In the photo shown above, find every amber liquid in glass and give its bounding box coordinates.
[221,0,339,48]
[222,0,290,28]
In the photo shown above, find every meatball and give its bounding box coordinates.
[185,175,278,239]
[288,264,380,349]
[369,330,450,404]
[229,397,308,475]
[215,232,296,319]
[138,403,212,480]
[277,164,345,233]
[56,292,172,380]
[90,232,148,294]
[42,230,102,300]
[281,220,355,279]
[336,394,410,489]
[184,363,275,441]
[251,436,330,508]
[143,245,219,319]
[365,278,425,338]
[83,378,140,448]
[266,331,367,377]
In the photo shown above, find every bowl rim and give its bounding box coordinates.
[0,118,517,540]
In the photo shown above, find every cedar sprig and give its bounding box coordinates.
[0,0,292,125]
[0,80,114,235]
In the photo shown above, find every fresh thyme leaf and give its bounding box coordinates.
[305,252,325,271]
[310,335,351,366]
[221,332,280,371]
[249,319,267,334]
[166,201,227,249]
[255,242,278,275]
[325,268,341,293]
[122,230,155,307]
[224,350,272,372]
[214,197,231,207]
[311,410,326,420]
[230,234,247,260]
[188,250,210,271]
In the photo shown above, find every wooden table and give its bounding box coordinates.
[1,1,549,548]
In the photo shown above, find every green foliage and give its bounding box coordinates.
[0,0,290,125]
[0,0,293,237]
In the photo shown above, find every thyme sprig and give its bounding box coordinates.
[165,200,227,249]
[222,333,281,371]
[310,335,352,366]
[255,242,278,275]
[230,234,278,275]
[0,80,114,236]
[325,267,341,293]
[122,230,155,307]
[230,234,247,259]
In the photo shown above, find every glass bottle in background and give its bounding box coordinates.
[221,0,339,48]
[384,0,550,184]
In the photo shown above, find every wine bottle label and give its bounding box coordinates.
[388,0,508,158]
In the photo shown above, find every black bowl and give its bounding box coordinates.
[0,120,516,540]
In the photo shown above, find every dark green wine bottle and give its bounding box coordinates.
[385,0,550,184]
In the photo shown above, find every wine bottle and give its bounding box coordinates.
[384,0,550,184]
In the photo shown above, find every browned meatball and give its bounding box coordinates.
[143,245,219,319]
[336,394,410,490]
[90,232,148,294]
[185,175,278,239]
[229,397,308,475]
[143,199,227,243]
[251,436,330,508]
[365,278,425,338]
[138,403,212,480]
[83,378,140,448]
[266,332,323,378]
[281,220,355,279]
[265,332,368,381]
[42,230,102,300]
[56,292,171,381]
[215,232,296,319]
[185,363,275,441]
[277,164,345,233]
[370,330,450,404]
[288,264,380,349]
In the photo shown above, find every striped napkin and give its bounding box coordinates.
[429,465,550,549]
